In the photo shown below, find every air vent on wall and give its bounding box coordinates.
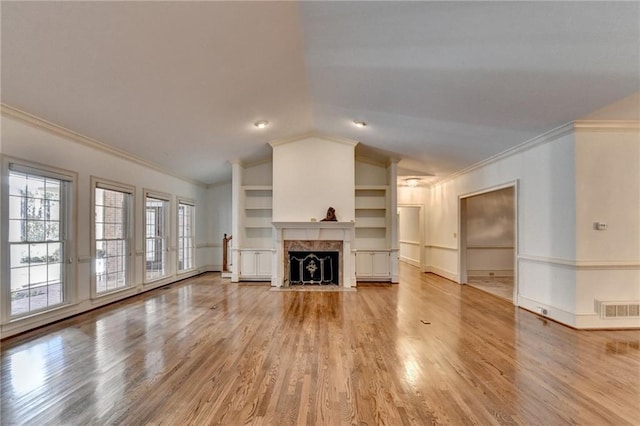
[594,300,640,319]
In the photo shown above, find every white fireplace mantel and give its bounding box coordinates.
[272,221,356,288]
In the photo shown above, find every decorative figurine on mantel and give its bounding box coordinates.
[321,207,337,221]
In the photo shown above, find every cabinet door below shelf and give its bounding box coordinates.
[371,252,390,276]
[356,251,390,280]
[240,250,272,280]
[256,251,272,276]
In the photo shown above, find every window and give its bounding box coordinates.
[145,193,169,282]
[93,180,133,295]
[177,200,195,272]
[6,165,72,317]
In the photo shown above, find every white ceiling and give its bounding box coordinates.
[2,1,639,185]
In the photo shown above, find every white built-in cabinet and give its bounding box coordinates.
[237,185,274,281]
[239,249,272,280]
[231,159,275,282]
[355,250,390,280]
[353,160,397,282]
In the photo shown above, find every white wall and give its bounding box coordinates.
[243,161,273,186]
[426,121,639,328]
[429,130,579,322]
[573,127,640,327]
[272,136,356,222]
[355,161,388,185]
[204,182,232,271]
[0,113,212,338]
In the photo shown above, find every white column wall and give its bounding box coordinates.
[272,137,356,222]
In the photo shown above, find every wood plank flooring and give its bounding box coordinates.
[1,264,639,425]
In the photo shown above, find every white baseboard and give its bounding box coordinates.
[199,264,222,273]
[399,256,420,268]
[426,266,458,283]
[467,269,514,278]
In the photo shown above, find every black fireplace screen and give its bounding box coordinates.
[289,251,339,285]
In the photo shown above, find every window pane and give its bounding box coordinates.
[8,171,67,316]
[46,222,60,241]
[145,197,167,280]
[9,195,23,219]
[11,291,29,315]
[26,198,44,220]
[45,179,60,201]
[30,243,47,264]
[26,175,45,195]
[10,267,29,292]
[8,219,25,242]
[10,244,29,267]
[48,200,60,221]
[9,173,27,196]
[27,221,45,241]
[30,264,48,285]
[47,284,62,305]
[95,187,130,293]
[48,243,62,263]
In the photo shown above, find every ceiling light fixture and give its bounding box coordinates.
[254,120,269,129]
[353,120,367,128]
[405,178,420,188]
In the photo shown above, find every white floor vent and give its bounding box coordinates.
[595,300,640,319]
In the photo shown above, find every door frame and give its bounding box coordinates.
[458,180,519,305]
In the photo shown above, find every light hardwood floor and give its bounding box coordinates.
[466,276,514,301]
[1,265,639,425]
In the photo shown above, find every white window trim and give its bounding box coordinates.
[90,176,135,299]
[143,189,172,284]
[177,196,196,274]
[1,156,77,323]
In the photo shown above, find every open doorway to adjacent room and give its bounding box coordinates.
[398,205,424,271]
[459,184,517,303]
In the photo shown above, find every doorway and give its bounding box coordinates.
[459,184,517,304]
[398,205,425,271]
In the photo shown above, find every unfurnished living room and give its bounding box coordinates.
[1,2,639,425]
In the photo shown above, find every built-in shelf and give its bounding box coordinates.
[242,185,274,249]
[355,187,387,209]
[354,185,389,252]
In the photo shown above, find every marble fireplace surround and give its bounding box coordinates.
[272,222,355,288]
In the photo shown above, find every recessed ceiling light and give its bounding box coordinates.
[353,120,367,128]
[254,120,269,129]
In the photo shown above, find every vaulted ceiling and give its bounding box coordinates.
[2,2,639,185]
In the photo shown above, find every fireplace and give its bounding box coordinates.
[272,221,355,288]
[284,240,342,286]
[289,251,339,285]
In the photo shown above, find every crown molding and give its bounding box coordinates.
[206,179,232,189]
[574,120,640,131]
[355,154,388,168]
[434,119,640,187]
[1,103,208,188]
[241,156,273,169]
[433,121,575,186]
[269,131,359,148]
